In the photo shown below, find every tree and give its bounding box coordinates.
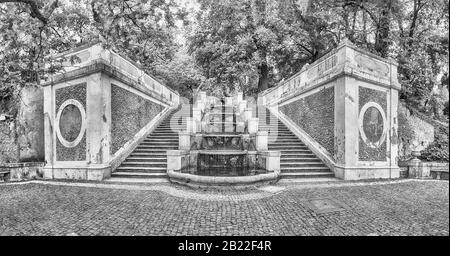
[188,0,336,95]
[0,0,188,115]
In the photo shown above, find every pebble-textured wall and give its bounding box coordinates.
[358,86,387,161]
[280,87,335,156]
[55,83,87,161]
[0,122,19,163]
[111,84,163,155]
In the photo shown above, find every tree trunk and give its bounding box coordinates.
[258,63,269,92]
[374,1,392,58]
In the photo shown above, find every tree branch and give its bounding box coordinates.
[0,0,59,25]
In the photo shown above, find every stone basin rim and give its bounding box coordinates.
[167,170,280,186]
[198,150,252,155]
[200,134,245,137]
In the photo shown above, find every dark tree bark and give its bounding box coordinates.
[258,63,269,92]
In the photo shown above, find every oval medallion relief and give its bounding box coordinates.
[56,99,86,148]
[359,102,387,148]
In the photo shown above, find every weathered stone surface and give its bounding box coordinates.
[0,122,18,163]
[280,87,335,155]
[17,86,44,162]
[110,84,162,154]
[55,83,87,161]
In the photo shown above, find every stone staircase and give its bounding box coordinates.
[111,107,190,180]
[258,108,334,179]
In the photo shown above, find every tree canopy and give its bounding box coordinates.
[0,0,449,118]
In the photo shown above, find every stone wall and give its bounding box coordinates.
[17,86,45,162]
[279,87,335,155]
[111,84,163,154]
[0,162,44,181]
[1,86,44,164]
[0,121,19,163]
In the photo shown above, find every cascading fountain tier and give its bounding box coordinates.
[166,92,281,187]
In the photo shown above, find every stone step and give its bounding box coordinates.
[280,157,321,162]
[269,143,307,147]
[132,149,170,153]
[143,139,179,142]
[105,177,169,184]
[139,142,178,146]
[121,161,167,166]
[146,135,178,138]
[126,157,167,162]
[281,162,327,167]
[280,154,316,158]
[280,172,334,179]
[149,133,178,136]
[136,146,178,150]
[281,166,330,172]
[279,150,313,154]
[115,166,166,172]
[111,172,167,178]
[130,152,167,157]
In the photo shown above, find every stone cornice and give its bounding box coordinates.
[42,60,172,107]
[268,66,401,107]
[260,41,400,99]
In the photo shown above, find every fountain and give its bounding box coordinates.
[167,92,281,187]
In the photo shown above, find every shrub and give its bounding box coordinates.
[420,125,449,162]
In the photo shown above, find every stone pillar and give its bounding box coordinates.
[238,101,247,114]
[167,150,183,171]
[248,118,259,134]
[18,86,44,162]
[257,94,266,106]
[86,73,111,179]
[43,86,54,179]
[179,131,191,150]
[88,73,111,164]
[261,151,281,172]
[243,108,253,121]
[192,107,201,122]
[256,131,268,151]
[186,117,197,133]
[236,122,245,133]
[225,97,233,106]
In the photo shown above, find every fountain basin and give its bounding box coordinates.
[167,169,280,188]
[167,150,281,187]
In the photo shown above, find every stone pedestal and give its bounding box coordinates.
[238,101,247,113]
[236,122,245,133]
[248,118,259,134]
[261,151,281,172]
[256,131,268,151]
[192,107,202,122]
[179,131,191,150]
[243,108,253,121]
[225,97,233,106]
[167,150,183,171]
[186,118,198,133]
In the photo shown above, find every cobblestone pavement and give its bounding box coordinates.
[0,180,448,236]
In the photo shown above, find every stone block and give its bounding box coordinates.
[256,131,268,151]
[248,118,259,134]
[179,131,190,150]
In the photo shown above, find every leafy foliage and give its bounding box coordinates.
[420,125,449,162]
[0,0,190,115]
